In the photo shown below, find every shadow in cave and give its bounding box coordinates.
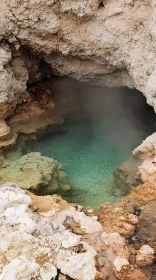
[98,1,105,9]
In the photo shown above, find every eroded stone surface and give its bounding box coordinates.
[0,183,97,280]
[0,44,28,108]
[97,177,156,237]
[137,201,156,244]
[0,122,10,141]
[0,0,155,114]
[0,182,155,280]
[0,152,71,194]
[133,133,156,182]
[113,155,143,196]
[114,133,156,194]
[136,245,154,267]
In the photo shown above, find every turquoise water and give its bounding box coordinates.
[29,87,155,208]
[29,121,153,208]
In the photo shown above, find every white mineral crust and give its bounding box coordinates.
[0,183,97,280]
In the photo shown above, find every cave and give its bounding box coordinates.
[0,64,155,208]
[21,76,155,208]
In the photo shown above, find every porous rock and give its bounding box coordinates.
[0,152,71,195]
[0,0,156,113]
[0,183,97,280]
[133,133,156,183]
[113,155,143,196]
[136,245,154,267]
[0,122,10,141]
[137,201,156,244]
[113,133,156,194]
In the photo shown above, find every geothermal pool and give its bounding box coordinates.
[29,87,155,208]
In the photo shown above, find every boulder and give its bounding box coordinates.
[113,155,142,196]
[0,121,10,140]
[113,133,156,195]
[136,245,154,267]
[137,202,156,244]
[0,152,71,195]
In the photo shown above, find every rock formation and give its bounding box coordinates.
[133,132,156,183]
[0,0,156,125]
[0,183,97,280]
[0,152,71,195]
[0,122,10,141]
[0,182,155,280]
[114,132,156,195]
[113,155,143,195]
[137,201,156,244]
[136,245,155,267]
[97,175,156,237]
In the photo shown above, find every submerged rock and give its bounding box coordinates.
[0,152,71,195]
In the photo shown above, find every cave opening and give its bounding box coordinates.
[98,1,105,9]
[26,77,155,208]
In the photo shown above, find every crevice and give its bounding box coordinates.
[98,1,105,9]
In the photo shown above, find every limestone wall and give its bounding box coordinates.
[0,0,155,114]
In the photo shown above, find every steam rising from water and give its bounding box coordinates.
[30,82,155,208]
[81,86,153,153]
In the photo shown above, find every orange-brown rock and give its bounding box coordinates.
[28,191,70,216]
[137,201,156,245]
[118,268,149,280]
[97,177,156,237]
[136,245,154,267]
[0,104,12,120]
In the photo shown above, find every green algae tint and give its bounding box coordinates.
[29,87,155,208]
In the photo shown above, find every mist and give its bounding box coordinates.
[79,85,155,155]
[51,76,155,158]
